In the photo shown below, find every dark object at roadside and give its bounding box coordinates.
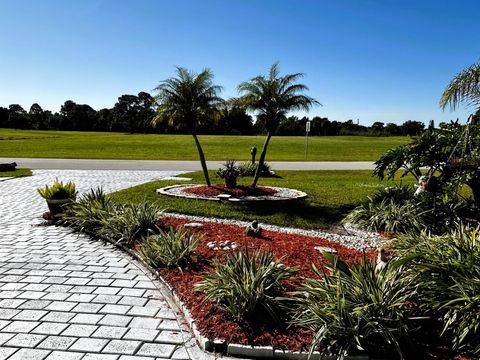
[0,162,17,172]
[251,147,257,164]
[245,220,262,237]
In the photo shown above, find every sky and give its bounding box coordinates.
[0,0,479,125]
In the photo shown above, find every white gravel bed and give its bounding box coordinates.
[158,184,308,202]
[164,212,385,250]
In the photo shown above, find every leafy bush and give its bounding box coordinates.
[396,227,480,355]
[195,245,296,323]
[369,186,415,205]
[100,202,164,246]
[37,179,77,200]
[238,161,275,177]
[63,188,113,233]
[140,227,199,269]
[292,252,414,359]
[216,159,240,179]
[343,197,429,234]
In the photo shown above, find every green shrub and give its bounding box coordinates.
[195,245,296,323]
[292,253,415,359]
[216,159,240,179]
[140,227,199,269]
[101,202,164,246]
[37,179,77,200]
[63,188,113,233]
[238,161,275,177]
[369,185,415,205]
[398,227,480,355]
[343,198,429,234]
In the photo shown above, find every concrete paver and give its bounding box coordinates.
[0,170,236,359]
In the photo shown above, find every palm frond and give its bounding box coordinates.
[440,62,480,111]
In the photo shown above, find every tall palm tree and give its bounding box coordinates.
[153,67,223,186]
[440,61,480,111]
[237,63,320,187]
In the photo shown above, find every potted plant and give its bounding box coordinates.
[217,160,240,189]
[37,179,77,217]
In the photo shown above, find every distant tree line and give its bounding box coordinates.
[0,94,426,136]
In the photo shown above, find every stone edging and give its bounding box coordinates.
[157,184,308,202]
[64,219,377,360]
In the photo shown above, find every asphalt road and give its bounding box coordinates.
[0,157,376,171]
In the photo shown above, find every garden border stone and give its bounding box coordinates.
[157,184,308,202]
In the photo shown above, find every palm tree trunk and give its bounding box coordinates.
[192,134,211,187]
[252,132,271,187]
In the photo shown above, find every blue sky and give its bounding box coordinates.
[0,0,478,125]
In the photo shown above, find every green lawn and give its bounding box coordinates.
[110,170,414,229]
[0,168,32,177]
[0,129,409,161]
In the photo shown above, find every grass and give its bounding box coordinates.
[0,168,32,177]
[110,170,414,229]
[0,129,410,161]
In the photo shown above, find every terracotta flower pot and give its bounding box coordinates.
[225,176,237,189]
[46,199,71,217]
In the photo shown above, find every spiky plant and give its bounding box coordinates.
[195,244,296,323]
[343,198,429,234]
[398,227,480,355]
[101,202,164,246]
[63,188,113,233]
[37,179,77,200]
[140,227,199,269]
[292,252,415,359]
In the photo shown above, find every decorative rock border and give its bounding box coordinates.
[157,184,308,202]
[164,212,384,251]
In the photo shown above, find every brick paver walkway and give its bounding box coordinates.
[0,170,223,360]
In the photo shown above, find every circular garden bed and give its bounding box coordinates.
[157,184,308,202]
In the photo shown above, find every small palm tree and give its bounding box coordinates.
[440,61,480,111]
[153,67,223,186]
[237,63,320,187]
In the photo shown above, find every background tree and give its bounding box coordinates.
[8,104,28,129]
[400,120,425,136]
[237,63,320,187]
[112,92,155,133]
[153,67,223,186]
[29,103,46,129]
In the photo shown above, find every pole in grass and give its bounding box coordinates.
[305,120,311,160]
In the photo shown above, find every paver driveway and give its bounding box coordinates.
[0,170,222,360]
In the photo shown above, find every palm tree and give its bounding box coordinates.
[153,67,223,186]
[440,61,480,111]
[237,63,320,187]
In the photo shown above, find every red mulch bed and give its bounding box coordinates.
[159,216,373,351]
[183,184,278,198]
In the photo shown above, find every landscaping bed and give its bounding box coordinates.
[184,184,277,197]
[158,215,374,351]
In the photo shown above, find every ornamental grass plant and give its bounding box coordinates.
[37,179,77,200]
[140,227,200,269]
[101,202,164,246]
[393,227,480,355]
[195,244,296,324]
[292,252,416,360]
[63,188,113,233]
